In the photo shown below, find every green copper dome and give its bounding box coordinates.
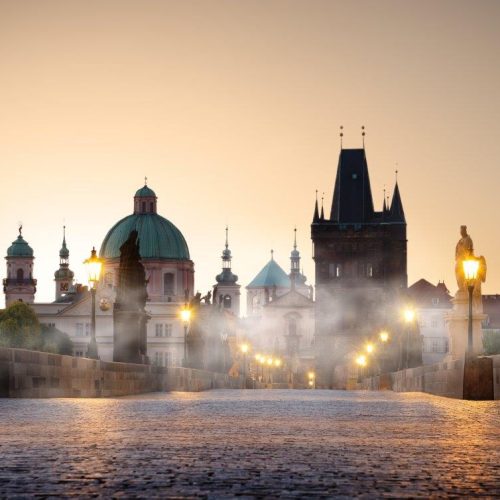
[7,234,34,257]
[100,213,190,260]
[135,185,156,197]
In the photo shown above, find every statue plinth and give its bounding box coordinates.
[445,291,486,360]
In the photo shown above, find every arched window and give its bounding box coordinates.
[149,202,154,212]
[142,201,146,212]
[16,268,24,281]
[163,273,175,296]
[223,295,232,308]
[288,317,297,336]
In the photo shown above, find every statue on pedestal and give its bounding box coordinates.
[113,230,150,364]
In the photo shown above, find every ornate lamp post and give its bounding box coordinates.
[83,247,103,360]
[180,305,191,367]
[463,258,480,354]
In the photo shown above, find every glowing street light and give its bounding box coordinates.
[307,371,316,389]
[365,342,375,354]
[404,308,416,323]
[355,354,367,367]
[83,247,103,360]
[274,358,282,367]
[379,330,389,343]
[463,258,480,353]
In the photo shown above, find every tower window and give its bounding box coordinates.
[223,295,232,308]
[142,201,146,212]
[163,273,175,296]
[367,264,373,278]
[150,202,154,212]
[16,268,24,281]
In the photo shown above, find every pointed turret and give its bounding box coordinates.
[330,149,375,223]
[320,194,325,221]
[389,182,406,223]
[313,190,320,222]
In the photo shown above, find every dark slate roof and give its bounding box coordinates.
[389,182,406,223]
[330,149,375,223]
[407,279,452,308]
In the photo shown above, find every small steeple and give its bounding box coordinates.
[320,193,325,220]
[54,226,74,300]
[389,175,406,223]
[313,190,320,222]
[59,226,69,262]
[216,226,238,284]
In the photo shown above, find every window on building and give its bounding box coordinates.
[163,273,175,296]
[165,324,172,337]
[104,272,113,286]
[142,201,146,212]
[223,295,232,308]
[154,352,164,366]
[85,323,90,336]
[432,298,440,305]
[431,340,440,352]
[431,319,438,328]
[288,318,297,336]
[367,264,373,278]
[16,268,24,281]
[165,351,173,367]
[149,202,154,212]
[76,323,84,337]
[74,350,85,357]
[155,324,163,337]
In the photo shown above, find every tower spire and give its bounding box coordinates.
[361,125,366,148]
[313,190,320,222]
[225,225,229,249]
[320,193,325,220]
[340,125,344,148]
[293,227,297,250]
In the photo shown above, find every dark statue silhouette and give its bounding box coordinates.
[113,230,150,364]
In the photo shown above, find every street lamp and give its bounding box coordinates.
[379,330,389,343]
[463,258,480,354]
[365,342,375,354]
[83,247,103,360]
[307,370,316,389]
[180,305,191,367]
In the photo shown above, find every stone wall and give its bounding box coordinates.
[361,354,500,400]
[0,347,242,398]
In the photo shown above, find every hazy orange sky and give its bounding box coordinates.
[1,0,500,310]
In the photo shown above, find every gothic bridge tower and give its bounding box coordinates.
[311,146,407,387]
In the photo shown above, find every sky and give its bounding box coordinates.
[1,0,500,311]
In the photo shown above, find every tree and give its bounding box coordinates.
[39,325,73,355]
[0,301,41,349]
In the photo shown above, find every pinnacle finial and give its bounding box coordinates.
[271,249,274,261]
[362,125,365,148]
[18,224,22,236]
[340,125,344,148]
[144,176,148,186]
[395,164,399,183]
[225,225,229,249]
[293,227,297,250]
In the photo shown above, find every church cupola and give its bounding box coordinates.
[3,226,37,306]
[54,226,75,300]
[214,227,240,315]
[134,178,157,214]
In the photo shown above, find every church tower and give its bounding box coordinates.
[3,226,37,307]
[289,228,310,299]
[311,145,407,387]
[214,227,240,316]
[54,226,75,300]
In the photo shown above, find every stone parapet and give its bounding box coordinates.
[0,347,242,398]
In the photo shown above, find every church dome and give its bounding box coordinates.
[100,184,190,261]
[7,233,34,257]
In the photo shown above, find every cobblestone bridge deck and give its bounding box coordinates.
[1,390,499,497]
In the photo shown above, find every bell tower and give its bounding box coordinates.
[54,226,75,300]
[3,226,37,307]
[213,227,241,316]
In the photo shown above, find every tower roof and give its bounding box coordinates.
[330,149,375,223]
[388,182,406,223]
[7,227,34,258]
[135,185,157,198]
[59,226,69,259]
[247,257,290,289]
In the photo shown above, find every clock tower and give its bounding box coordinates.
[54,226,75,300]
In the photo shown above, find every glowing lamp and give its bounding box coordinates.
[83,247,103,289]
[240,343,249,354]
[267,357,273,366]
[355,354,367,367]
[404,308,416,323]
[308,371,315,380]
[379,331,389,343]
[180,307,191,323]
[365,343,375,354]
[463,259,479,282]
[274,359,282,367]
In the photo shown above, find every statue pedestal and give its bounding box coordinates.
[445,291,486,360]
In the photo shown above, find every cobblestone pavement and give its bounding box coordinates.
[0,390,499,498]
